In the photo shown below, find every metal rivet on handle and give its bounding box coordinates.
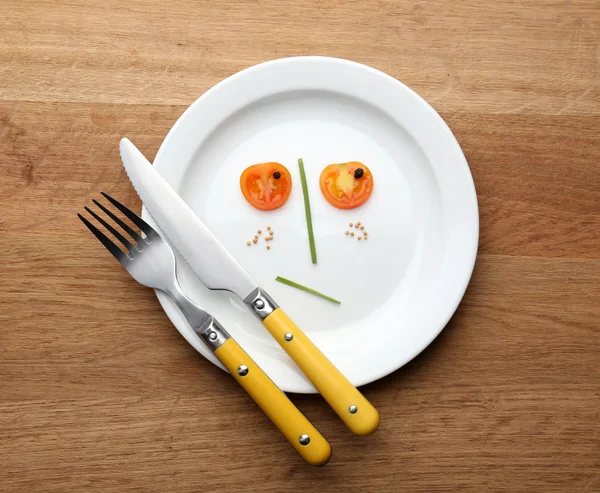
[254,299,265,310]
[237,365,249,377]
[299,434,310,446]
[284,333,293,342]
[208,332,218,341]
[349,405,358,414]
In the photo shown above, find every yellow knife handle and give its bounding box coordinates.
[214,338,332,466]
[263,308,379,435]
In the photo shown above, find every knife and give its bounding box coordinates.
[120,138,379,435]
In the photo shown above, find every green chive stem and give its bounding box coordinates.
[275,276,341,305]
[298,158,317,264]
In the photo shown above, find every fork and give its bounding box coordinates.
[78,192,332,466]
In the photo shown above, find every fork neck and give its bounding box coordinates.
[165,282,231,351]
[165,281,212,331]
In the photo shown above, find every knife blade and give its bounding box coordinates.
[119,140,257,298]
[120,138,379,435]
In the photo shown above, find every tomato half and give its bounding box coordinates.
[319,161,373,209]
[240,162,292,211]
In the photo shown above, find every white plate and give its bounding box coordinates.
[146,56,478,393]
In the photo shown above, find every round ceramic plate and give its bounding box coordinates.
[145,56,478,393]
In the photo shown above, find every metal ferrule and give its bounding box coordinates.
[243,287,279,320]
[195,317,231,351]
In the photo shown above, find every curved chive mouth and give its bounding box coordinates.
[275,277,341,305]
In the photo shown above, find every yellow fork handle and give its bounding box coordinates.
[263,309,379,436]
[214,338,332,466]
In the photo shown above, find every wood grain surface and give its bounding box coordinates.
[1,1,599,492]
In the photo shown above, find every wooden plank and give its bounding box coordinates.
[0,1,598,114]
[0,387,598,492]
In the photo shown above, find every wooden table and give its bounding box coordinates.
[1,1,599,491]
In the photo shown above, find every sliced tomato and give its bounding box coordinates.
[240,162,292,211]
[319,161,373,209]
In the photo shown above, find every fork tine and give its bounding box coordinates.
[92,199,143,243]
[78,213,128,263]
[101,192,157,238]
[84,206,134,252]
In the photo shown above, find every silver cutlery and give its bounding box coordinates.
[119,138,379,435]
[78,192,332,466]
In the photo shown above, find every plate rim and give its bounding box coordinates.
[146,56,479,393]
